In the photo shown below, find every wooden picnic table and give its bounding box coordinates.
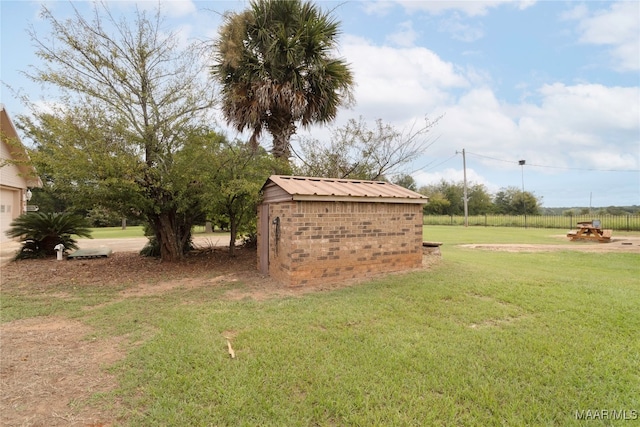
[567,220,612,242]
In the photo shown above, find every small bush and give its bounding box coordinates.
[5,212,92,260]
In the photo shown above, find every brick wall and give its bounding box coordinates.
[258,200,424,286]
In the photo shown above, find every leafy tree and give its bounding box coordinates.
[417,180,464,215]
[418,188,451,215]
[209,144,279,256]
[392,174,417,191]
[295,116,441,180]
[179,131,280,256]
[21,3,217,261]
[467,183,493,215]
[27,187,68,215]
[86,207,127,228]
[599,206,629,215]
[493,186,541,215]
[212,0,355,161]
[419,180,492,215]
[5,212,92,259]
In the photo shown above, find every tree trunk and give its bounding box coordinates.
[151,211,192,262]
[270,121,296,161]
[42,235,60,256]
[228,211,237,257]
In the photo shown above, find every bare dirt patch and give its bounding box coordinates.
[460,236,640,253]
[1,317,124,427]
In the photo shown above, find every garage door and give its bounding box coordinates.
[0,188,18,242]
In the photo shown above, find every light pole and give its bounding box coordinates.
[462,149,468,227]
[519,160,526,227]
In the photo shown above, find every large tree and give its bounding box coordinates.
[419,180,493,215]
[179,132,280,256]
[493,186,542,215]
[295,116,441,181]
[206,143,279,256]
[211,0,355,161]
[21,3,218,261]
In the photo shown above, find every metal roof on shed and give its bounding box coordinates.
[262,175,428,204]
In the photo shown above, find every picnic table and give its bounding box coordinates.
[567,220,612,243]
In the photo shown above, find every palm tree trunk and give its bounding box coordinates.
[270,121,296,160]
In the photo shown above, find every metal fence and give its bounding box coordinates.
[423,214,640,231]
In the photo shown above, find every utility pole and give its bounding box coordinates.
[460,149,469,227]
[519,160,526,228]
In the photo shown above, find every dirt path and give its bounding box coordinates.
[0,235,232,265]
[1,318,125,427]
[460,235,640,253]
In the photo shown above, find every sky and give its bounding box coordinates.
[1,0,639,208]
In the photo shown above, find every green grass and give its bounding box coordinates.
[88,226,146,239]
[87,225,229,239]
[3,226,639,426]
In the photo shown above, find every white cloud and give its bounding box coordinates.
[535,83,639,132]
[342,35,469,120]
[105,1,197,18]
[414,167,497,191]
[386,21,419,47]
[361,1,396,16]
[133,0,196,17]
[424,83,639,171]
[433,88,521,155]
[567,1,640,72]
[159,0,197,17]
[438,14,485,42]
[394,0,536,16]
[332,36,638,176]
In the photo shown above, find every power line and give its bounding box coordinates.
[465,151,640,173]
[413,152,458,173]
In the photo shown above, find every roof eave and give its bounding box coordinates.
[291,194,428,204]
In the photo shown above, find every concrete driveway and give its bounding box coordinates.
[0,235,231,265]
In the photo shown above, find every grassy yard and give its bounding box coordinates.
[3,226,639,425]
[88,225,225,239]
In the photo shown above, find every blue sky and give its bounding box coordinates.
[1,0,639,208]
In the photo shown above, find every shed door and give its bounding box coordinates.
[258,203,269,275]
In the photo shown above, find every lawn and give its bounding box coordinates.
[2,226,639,426]
[88,225,225,239]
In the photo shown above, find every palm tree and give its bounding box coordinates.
[212,0,355,161]
[5,212,92,259]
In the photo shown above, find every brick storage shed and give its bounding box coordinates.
[257,175,429,286]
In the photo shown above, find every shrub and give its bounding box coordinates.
[5,212,92,260]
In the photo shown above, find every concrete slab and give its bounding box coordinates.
[67,247,113,260]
